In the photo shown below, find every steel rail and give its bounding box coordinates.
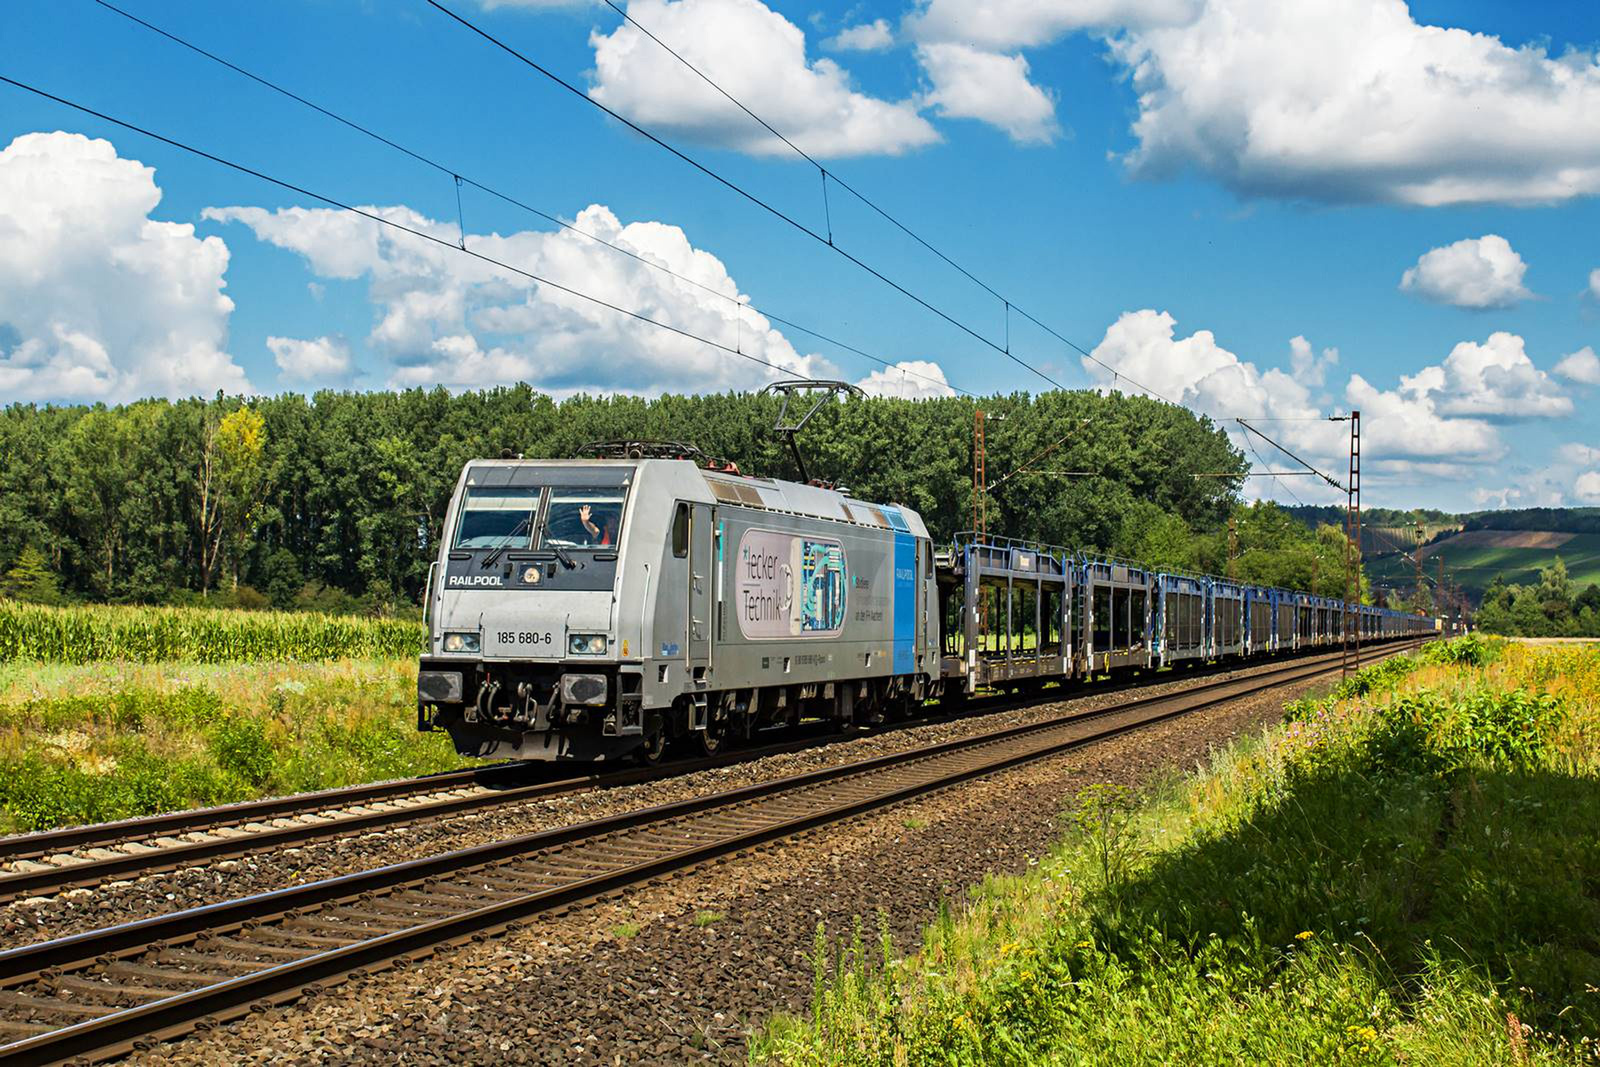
[0,731,886,903]
[0,642,1418,1064]
[0,765,514,864]
[0,641,1409,902]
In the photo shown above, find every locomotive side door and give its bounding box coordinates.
[687,502,714,680]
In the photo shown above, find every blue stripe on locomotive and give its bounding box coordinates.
[881,506,917,675]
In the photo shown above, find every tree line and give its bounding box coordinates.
[0,386,1372,613]
[1460,508,1600,536]
[1474,559,1600,638]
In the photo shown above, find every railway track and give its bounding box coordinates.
[0,735,823,905]
[0,642,1414,1064]
[0,643,1398,905]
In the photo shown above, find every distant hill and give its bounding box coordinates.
[1282,505,1462,559]
[1369,530,1600,606]
[1284,506,1600,605]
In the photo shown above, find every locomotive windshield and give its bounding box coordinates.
[543,487,627,549]
[452,483,628,551]
[454,487,540,549]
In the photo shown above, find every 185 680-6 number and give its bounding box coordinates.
[496,631,553,646]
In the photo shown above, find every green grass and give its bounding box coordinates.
[1368,532,1600,601]
[612,921,641,940]
[0,658,469,833]
[753,637,1600,1065]
[0,599,425,664]
[694,910,727,927]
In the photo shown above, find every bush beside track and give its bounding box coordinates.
[755,636,1600,1065]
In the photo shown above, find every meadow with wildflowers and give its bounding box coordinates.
[753,636,1600,1065]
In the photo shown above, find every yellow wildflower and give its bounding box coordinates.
[1295,930,1315,941]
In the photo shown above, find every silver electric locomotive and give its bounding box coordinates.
[417,457,939,762]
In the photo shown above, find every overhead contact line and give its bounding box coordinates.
[424,0,1086,395]
[588,0,1184,407]
[0,74,837,390]
[83,0,968,399]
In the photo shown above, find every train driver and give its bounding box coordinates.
[578,503,618,547]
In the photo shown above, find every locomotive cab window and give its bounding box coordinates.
[543,487,628,549]
[454,487,541,549]
[671,502,689,558]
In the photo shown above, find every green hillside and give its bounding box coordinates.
[1368,530,1600,603]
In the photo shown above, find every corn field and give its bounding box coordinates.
[0,600,425,664]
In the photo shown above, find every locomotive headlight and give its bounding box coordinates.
[521,565,541,585]
[442,631,480,653]
[568,633,607,655]
[561,673,607,705]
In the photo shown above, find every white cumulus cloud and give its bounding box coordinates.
[1590,268,1600,301]
[1417,332,1571,417]
[0,131,248,403]
[1083,309,1313,418]
[1341,372,1503,463]
[1399,235,1532,309]
[267,335,353,383]
[1558,443,1600,466]
[826,19,893,52]
[1554,346,1600,385]
[1080,310,1530,503]
[855,359,956,398]
[907,0,1197,50]
[588,0,937,158]
[1109,0,1600,205]
[1472,477,1572,510]
[205,200,849,394]
[1576,471,1600,504]
[1288,334,1338,388]
[916,43,1058,143]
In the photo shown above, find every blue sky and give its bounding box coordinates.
[3,0,1599,512]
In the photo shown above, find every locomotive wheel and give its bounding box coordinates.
[637,715,668,765]
[696,715,728,756]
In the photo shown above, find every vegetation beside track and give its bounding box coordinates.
[0,598,424,664]
[754,636,1600,1065]
[0,657,465,833]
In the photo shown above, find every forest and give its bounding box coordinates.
[0,387,1369,612]
[1473,558,1600,638]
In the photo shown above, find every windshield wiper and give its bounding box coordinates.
[522,504,576,570]
[481,514,532,568]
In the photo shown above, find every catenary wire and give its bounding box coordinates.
[1236,418,1344,490]
[589,0,1183,407]
[85,0,969,399]
[0,74,823,389]
[424,0,1078,393]
[1242,431,1307,507]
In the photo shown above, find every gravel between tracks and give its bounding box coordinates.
[124,673,1325,1066]
[0,659,1339,951]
